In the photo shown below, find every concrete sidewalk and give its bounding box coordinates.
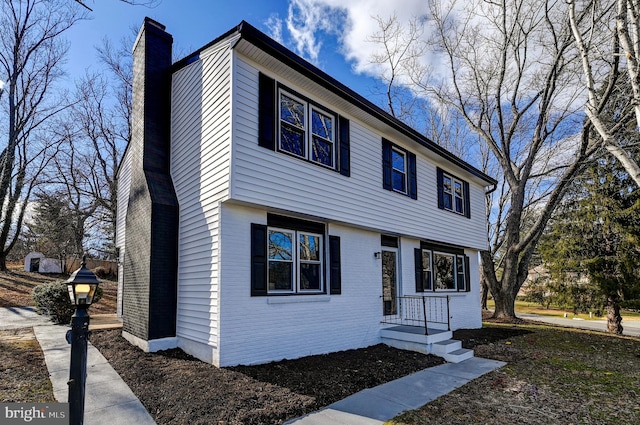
[286,357,506,425]
[33,324,157,425]
[0,306,51,330]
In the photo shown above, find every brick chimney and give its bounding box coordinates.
[122,18,179,343]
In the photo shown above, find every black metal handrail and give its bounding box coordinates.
[381,295,451,335]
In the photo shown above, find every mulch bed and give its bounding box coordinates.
[91,329,445,425]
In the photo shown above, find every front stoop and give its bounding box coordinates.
[381,325,474,363]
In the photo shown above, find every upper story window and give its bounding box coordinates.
[437,168,470,218]
[382,138,417,199]
[259,73,350,176]
[278,89,336,169]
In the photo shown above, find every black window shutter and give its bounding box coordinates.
[382,139,392,191]
[414,248,424,292]
[329,236,341,294]
[464,255,471,292]
[251,224,268,296]
[408,152,417,199]
[338,116,350,177]
[258,72,275,150]
[457,256,466,291]
[436,168,444,210]
[463,181,471,218]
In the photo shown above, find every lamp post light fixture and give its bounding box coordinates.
[66,256,100,425]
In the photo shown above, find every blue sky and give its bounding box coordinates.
[64,0,392,105]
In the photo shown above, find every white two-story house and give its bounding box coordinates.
[115,18,497,367]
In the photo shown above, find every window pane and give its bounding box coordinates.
[312,110,332,140]
[457,256,465,274]
[269,230,293,260]
[280,94,304,128]
[455,196,463,213]
[434,253,455,290]
[280,125,305,157]
[269,262,293,290]
[422,252,431,271]
[392,149,405,172]
[311,136,333,166]
[443,193,453,210]
[443,176,452,193]
[300,263,321,290]
[299,234,320,261]
[454,181,463,196]
[393,170,406,192]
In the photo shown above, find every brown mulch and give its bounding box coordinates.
[90,329,445,425]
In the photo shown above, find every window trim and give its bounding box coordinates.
[277,85,337,170]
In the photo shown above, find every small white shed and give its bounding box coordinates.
[24,252,62,274]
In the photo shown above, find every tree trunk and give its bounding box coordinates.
[492,291,517,319]
[606,295,623,334]
[481,278,489,310]
[0,254,7,272]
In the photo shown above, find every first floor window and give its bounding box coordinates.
[416,244,470,292]
[268,227,323,293]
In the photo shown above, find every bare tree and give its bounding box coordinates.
[367,1,609,319]
[74,0,160,12]
[0,0,86,270]
[568,0,640,187]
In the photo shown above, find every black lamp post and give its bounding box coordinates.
[66,256,99,425]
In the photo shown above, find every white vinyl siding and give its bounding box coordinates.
[218,204,382,366]
[170,43,234,360]
[115,147,132,318]
[230,55,489,251]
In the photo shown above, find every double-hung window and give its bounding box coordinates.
[415,243,470,292]
[267,227,323,293]
[279,89,336,169]
[258,73,350,176]
[382,139,417,199]
[437,168,470,218]
[392,147,407,193]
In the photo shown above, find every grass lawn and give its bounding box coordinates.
[0,264,117,314]
[389,322,640,425]
[488,299,640,321]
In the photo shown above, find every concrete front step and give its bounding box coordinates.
[442,348,474,363]
[380,326,452,345]
[432,339,462,355]
[380,325,474,363]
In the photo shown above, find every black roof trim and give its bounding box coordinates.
[172,21,497,185]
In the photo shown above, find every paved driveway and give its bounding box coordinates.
[518,313,640,337]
